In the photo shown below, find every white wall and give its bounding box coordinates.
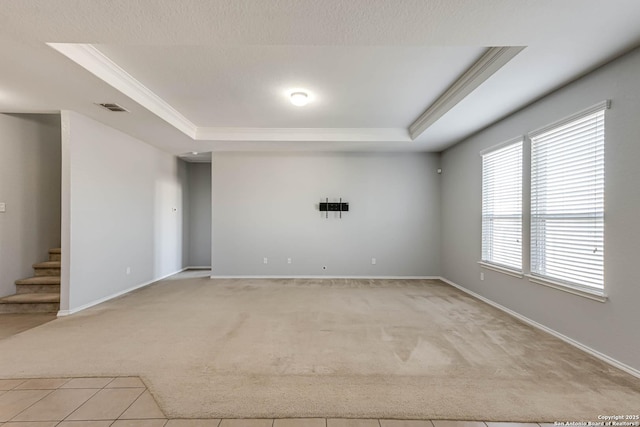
[61,111,187,312]
[441,47,640,371]
[187,162,212,267]
[211,152,440,277]
[0,114,61,297]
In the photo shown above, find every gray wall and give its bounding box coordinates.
[61,111,188,312]
[441,47,640,370]
[211,152,440,277]
[187,162,212,267]
[0,114,61,297]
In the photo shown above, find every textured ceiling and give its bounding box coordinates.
[1,0,640,154]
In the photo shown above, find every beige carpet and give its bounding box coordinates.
[0,272,638,421]
[0,313,56,340]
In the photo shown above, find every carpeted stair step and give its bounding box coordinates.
[15,276,61,294]
[33,261,61,277]
[49,248,61,262]
[0,293,60,313]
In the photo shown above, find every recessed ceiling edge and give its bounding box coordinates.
[48,43,198,139]
[409,46,525,140]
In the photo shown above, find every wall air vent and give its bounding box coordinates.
[97,103,128,112]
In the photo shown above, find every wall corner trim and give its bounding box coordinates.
[57,268,188,317]
[438,276,640,380]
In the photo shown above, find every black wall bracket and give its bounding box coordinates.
[319,198,349,218]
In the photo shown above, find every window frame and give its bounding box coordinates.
[480,137,524,276]
[477,101,609,303]
[526,101,609,301]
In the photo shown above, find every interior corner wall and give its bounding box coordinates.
[440,47,640,371]
[211,152,440,277]
[0,114,61,297]
[61,111,187,312]
[187,162,212,267]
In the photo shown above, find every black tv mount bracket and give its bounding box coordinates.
[319,198,349,218]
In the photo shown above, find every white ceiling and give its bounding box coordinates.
[1,0,640,156]
[95,45,484,128]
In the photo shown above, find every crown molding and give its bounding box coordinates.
[48,43,409,144]
[49,43,522,145]
[48,43,197,138]
[409,46,525,140]
[195,127,410,142]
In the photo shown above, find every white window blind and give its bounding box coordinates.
[481,140,523,271]
[530,102,607,291]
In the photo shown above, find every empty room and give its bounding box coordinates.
[1,1,639,426]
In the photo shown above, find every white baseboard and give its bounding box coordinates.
[209,275,440,280]
[57,268,188,317]
[438,276,640,380]
[184,266,211,270]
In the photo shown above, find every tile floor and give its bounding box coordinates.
[0,377,550,427]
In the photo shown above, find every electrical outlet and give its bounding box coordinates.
[263,257,268,264]
[0,202,5,213]
[126,267,131,275]
[287,258,292,264]
[371,258,376,265]
[480,272,484,281]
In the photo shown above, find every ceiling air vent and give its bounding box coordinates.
[97,103,128,112]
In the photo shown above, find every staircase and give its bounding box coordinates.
[0,248,61,313]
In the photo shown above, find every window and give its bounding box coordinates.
[529,101,608,293]
[481,139,523,272]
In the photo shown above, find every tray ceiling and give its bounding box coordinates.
[1,0,640,154]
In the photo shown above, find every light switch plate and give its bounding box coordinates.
[0,202,5,213]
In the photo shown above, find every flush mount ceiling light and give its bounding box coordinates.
[290,91,309,107]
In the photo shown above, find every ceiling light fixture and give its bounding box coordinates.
[290,91,309,107]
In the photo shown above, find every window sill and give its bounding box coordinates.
[478,262,524,278]
[525,274,607,303]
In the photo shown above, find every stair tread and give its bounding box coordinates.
[0,293,60,304]
[15,276,61,285]
[49,248,61,254]
[33,261,61,268]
